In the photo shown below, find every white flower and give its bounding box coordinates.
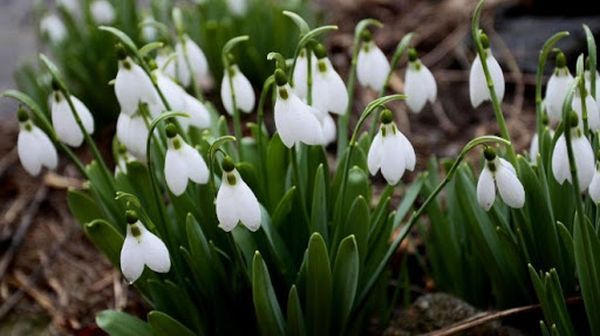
[155,70,187,112]
[221,65,255,115]
[545,57,573,120]
[164,129,209,196]
[585,70,600,107]
[116,113,148,162]
[357,40,390,91]
[469,45,505,108]
[180,93,211,130]
[367,110,416,185]
[216,159,261,232]
[226,0,248,16]
[17,113,58,176]
[273,72,324,147]
[115,56,158,116]
[90,0,115,24]
[312,54,349,115]
[311,107,337,145]
[175,36,209,87]
[405,50,437,113]
[589,163,600,203]
[476,151,525,211]
[529,133,539,163]
[292,50,310,100]
[141,16,158,42]
[51,91,95,147]
[120,215,170,284]
[40,14,67,44]
[552,118,594,191]
[572,90,600,131]
[156,53,177,79]
[58,0,79,14]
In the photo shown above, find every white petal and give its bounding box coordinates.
[156,71,187,112]
[545,72,573,120]
[367,130,383,176]
[51,95,84,147]
[312,58,348,115]
[233,174,261,231]
[220,72,234,115]
[585,95,600,130]
[274,86,324,147]
[40,15,67,43]
[165,148,189,196]
[572,135,595,191]
[18,129,42,176]
[405,65,429,113]
[487,53,505,102]
[91,0,115,24]
[71,96,95,134]
[32,127,58,170]
[117,113,148,162]
[182,94,211,129]
[357,44,390,90]
[380,131,406,185]
[176,37,209,87]
[120,228,145,283]
[115,60,158,116]
[551,135,569,184]
[496,161,525,208]
[589,168,600,203]
[216,179,240,232]
[233,69,255,113]
[476,165,496,211]
[529,134,539,163]
[293,53,309,99]
[156,53,177,79]
[182,143,209,184]
[498,158,516,175]
[398,130,416,171]
[139,225,171,273]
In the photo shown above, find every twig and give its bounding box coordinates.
[423,297,582,336]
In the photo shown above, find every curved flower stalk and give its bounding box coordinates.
[17,109,57,176]
[175,35,209,88]
[164,124,209,196]
[367,109,416,185]
[545,52,573,120]
[40,14,67,44]
[469,33,505,108]
[117,113,149,162]
[120,211,170,284]
[404,48,437,113]
[115,51,158,116]
[50,89,95,147]
[221,64,255,115]
[90,0,115,24]
[216,157,261,232]
[552,112,595,191]
[273,70,324,147]
[476,147,525,210]
[357,30,390,91]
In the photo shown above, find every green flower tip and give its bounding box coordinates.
[380,109,393,124]
[480,33,490,49]
[556,51,567,68]
[51,79,60,91]
[274,69,288,86]
[17,108,29,122]
[568,110,579,128]
[221,156,235,172]
[541,112,549,126]
[483,146,496,161]
[165,124,178,138]
[115,44,127,60]
[360,30,372,42]
[408,48,418,62]
[313,43,327,59]
[126,210,138,224]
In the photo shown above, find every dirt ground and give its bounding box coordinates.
[0,0,596,334]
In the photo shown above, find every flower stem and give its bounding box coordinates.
[256,76,275,196]
[290,145,310,225]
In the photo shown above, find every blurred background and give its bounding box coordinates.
[0,0,599,334]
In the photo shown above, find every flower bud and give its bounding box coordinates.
[17,108,29,122]
[313,43,327,59]
[126,210,138,224]
[484,147,496,161]
[380,109,393,124]
[556,51,567,68]
[360,30,372,42]
[165,124,178,138]
[408,48,418,62]
[275,69,288,86]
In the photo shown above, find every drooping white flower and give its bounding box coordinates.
[156,52,177,79]
[585,70,600,106]
[552,114,595,191]
[357,33,390,91]
[90,0,115,24]
[164,125,209,196]
[58,0,79,15]
[545,53,573,120]
[292,49,310,99]
[17,111,58,176]
[572,90,600,131]
[405,49,437,113]
[216,158,261,232]
[312,47,349,115]
[155,70,187,112]
[469,36,505,108]
[221,64,255,115]
[50,90,95,147]
[589,163,600,203]
[180,93,211,130]
[529,133,539,163]
[40,14,67,44]
[115,56,158,116]
[311,107,337,145]
[141,16,158,42]
[226,0,248,16]
[116,113,148,162]
[120,213,170,284]
[367,109,416,185]
[273,71,324,147]
[476,149,525,211]
[175,36,209,87]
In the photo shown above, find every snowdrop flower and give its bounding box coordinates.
[40,14,67,44]
[545,52,573,120]
[529,115,553,163]
[164,125,209,196]
[221,62,255,115]
[120,211,170,284]
[273,70,324,147]
[57,0,79,15]
[311,107,337,145]
[477,147,525,211]
[585,69,600,104]
[141,16,158,42]
[116,113,148,161]
[572,88,600,131]
[405,48,437,113]
[50,88,95,147]
[156,52,177,79]
[114,144,132,176]
[115,50,158,116]
[311,44,349,115]
[292,49,310,99]
[589,160,600,203]
[226,0,248,16]
[17,109,58,176]
[367,109,416,185]
[180,94,211,130]
[470,34,505,108]
[175,35,209,87]
[357,31,390,91]
[216,157,261,232]
[90,0,115,24]
[552,112,595,191]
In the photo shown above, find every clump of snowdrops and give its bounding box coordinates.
[5,0,600,335]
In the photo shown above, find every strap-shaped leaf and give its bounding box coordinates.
[148,311,197,336]
[67,190,107,227]
[574,215,600,335]
[332,235,359,333]
[252,252,286,336]
[306,233,332,336]
[96,310,153,336]
[84,219,124,266]
[310,164,328,240]
[287,285,306,336]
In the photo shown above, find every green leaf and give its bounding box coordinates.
[334,196,369,266]
[310,164,328,240]
[84,219,124,266]
[287,285,306,336]
[393,175,425,229]
[148,311,196,336]
[147,280,204,334]
[67,189,107,226]
[266,134,289,211]
[573,215,600,335]
[271,187,297,230]
[252,252,286,336]
[306,233,332,336]
[332,235,360,334]
[96,310,153,336]
[99,26,139,56]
